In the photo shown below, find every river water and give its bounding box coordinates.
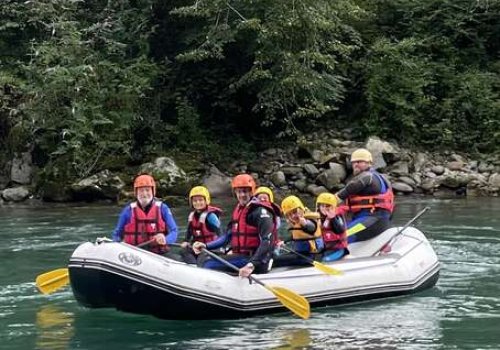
[1,197,499,350]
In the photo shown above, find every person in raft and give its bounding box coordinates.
[316,192,349,262]
[192,174,280,277]
[254,186,282,230]
[273,195,324,267]
[111,174,178,254]
[180,185,223,264]
[335,148,395,243]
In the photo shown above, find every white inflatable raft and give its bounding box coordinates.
[68,227,439,320]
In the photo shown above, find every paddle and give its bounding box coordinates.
[374,206,431,256]
[200,247,311,319]
[36,238,157,295]
[279,245,343,276]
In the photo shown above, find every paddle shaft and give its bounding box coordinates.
[280,245,316,264]
[374,206,430,256]
[200,247,266,288]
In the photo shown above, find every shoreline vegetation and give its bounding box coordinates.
[1,1,499,205]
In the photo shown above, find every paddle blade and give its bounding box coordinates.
[266,285,311,320]
[313,261,343,276]
[36,268,70,295]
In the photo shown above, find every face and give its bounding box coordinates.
[234,187,253,206]
[287,207,304,224]
[136,187,153,206]
[257,193,270,202]
[318,203,332,216]
[352,160,370,175]
[191,195,207,211]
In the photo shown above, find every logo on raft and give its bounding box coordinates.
[118,252,142,266]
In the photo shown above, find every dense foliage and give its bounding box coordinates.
[1,0,499,182]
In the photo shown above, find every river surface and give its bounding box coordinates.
[1,197,499,350]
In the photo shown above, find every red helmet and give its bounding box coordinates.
[134,174,156,196]
[231,174,256,194]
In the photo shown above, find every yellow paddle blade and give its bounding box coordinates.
[265,285,311,320]
[347,223,366,236]
[36,268,70,295]
[312,261,343,275]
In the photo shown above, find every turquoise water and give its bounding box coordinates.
[1,197,499,349]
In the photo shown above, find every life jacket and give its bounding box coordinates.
[230,199,277,255]
[288,210,324,253]
[346,170,394,217]
[123,200,168,254]
[321,216,348,252]
[187,205,222,244]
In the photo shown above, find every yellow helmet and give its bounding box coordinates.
[255,186,274,202]
[189,186,211,205]
[316,192,338,208]
[351,148,373,163]
[281,195,305,215]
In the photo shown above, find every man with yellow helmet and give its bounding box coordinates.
[180,186,223,264]
[335,148,394,243]
[316,193,349,262]
[111,174,178,254]
[273,195,324,267]
[193,174,280,277]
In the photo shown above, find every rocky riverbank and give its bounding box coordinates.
[1,133,499,206]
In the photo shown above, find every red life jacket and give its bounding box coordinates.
[347,171,395,214]
[230,200,277,255]
[123,200,168,254]
[321,217,348,251]
[187,205,222,244]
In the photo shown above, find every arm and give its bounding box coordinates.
[331,215,347,235]
[336,172,374,201]
[161,203,178,244]
[206,229,230,250]
[300,219,318,235]
[248,207,275,269]
[111,206,131,242]
[205,212,222,236]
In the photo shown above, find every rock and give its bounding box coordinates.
[397,176,417,187]
[311,150,324,162]
[293,179,308,192]
[431,165,445,175]
[202,166,232,197]
[2,186,30,202]
[446,161,464,171]
[303,164,319,177]
[0,175,8,190]
[439,173,470,189]
[305,184,328,197]
[280,166,303,177]
[413,152,428,172]
[389,161,409,176]
[316,169,344,190]
[140,157,188,195]
[392,182,414,193]
[11,152,32,185]
[270,171,287,186]
[478,162,495,173]
[70,170,125,201]
[328,163,347,181]
[488,173,500,188]
[421,179,437,192]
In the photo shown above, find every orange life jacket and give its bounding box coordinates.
[346,170,394,215]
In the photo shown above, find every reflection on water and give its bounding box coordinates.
[36,305,74,350]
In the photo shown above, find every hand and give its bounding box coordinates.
[275,240,285,248]
[154,233,166,245]
[239,263,255,278]
[192,241,206,255]
[180,241,191,249]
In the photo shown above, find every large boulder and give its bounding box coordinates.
[140,157,188,196]
[2,186,30,202]
[70,170,125,201]
[202,166,232,197]
[11,152,33,185]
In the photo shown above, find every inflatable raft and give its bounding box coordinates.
[68,227,439,320]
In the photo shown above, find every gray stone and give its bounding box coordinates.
[11,152,32,185]
[71,170,125,201]
[431,165,445,175]
[303,164,319,177]
[270,171,287,187]
[447,161,465,171]
[392,182,414,193]
[488,173,500,188]
[389,161,409,176]
[305,184,328,196]
[316,169,344,190]
[2,186,30,202]
[293,179,308,192]
[413,152,428,172]
[280,166,303,177]
[398,176,417,187]
[203,166,232,197]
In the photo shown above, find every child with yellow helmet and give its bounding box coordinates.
[316,192,349,262]
[180,185,223,264]
[255,186,282,229]
[273,195,324,267]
